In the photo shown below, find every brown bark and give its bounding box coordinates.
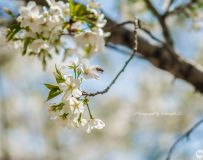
[105,18,203,93]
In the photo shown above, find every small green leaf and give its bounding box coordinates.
[6,23,21,41]
[68,2,97,29]
[78,112,82,123]
[74,3,87,17]
[4,8,16,18]
[54,65,66,83]
[47,88,63,101]
[55,65,62,75]
[68,65,75,69]
[50,103,65,111]
[22,38,32,55]
[77,70,82,78]
[69,0,74,18]
[44,83,59,90]
[42,50,47,70]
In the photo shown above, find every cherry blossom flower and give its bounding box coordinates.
[29,39,49,53]
[81,59,102,80]
[86,118,105,133]
[17,1,41,32]
[59,76,82,102]
[69,97,84,115]
[74,32,105,56]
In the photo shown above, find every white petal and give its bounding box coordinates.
[72,89,82,98]
[62,91,71,103]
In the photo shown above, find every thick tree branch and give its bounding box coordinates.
[105,18,203,94]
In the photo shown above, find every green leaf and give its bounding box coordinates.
[41,50,47,70]
[50,103,65,111]
[54,65,66,83]
[74,3,87,17]
[78,112,82,123]
[22,38,32,55]
[68,2,97,28]
[47,88,63,101]
[69,0,74,18]
[44,83,59,90]
[38,49,52,70]
[55,65,62,75]
[4,8,16,18]
[68,65,75,69]
[77,70,82,78]
[6,23,21,41]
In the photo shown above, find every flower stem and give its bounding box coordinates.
[74,67,77,79]
[86,103,93,119]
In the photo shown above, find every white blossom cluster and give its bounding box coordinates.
[6,0,107,68]
[0,27,22,55]
[3,0,107,133]
[6,0,108,133]
[46,58,105,133]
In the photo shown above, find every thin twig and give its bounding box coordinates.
[86,102,93,119]
[144,0,161,19]
[166,118,203,160]
[108,20,165,47]
[83,19,140,97]
[105,19,171,55]
[165,0,176,15]
[83,50,135,97]
[165,0,196,17]
[106,20,173,58]
[140,26,176,56]
[141,27,164,44]
[144,0,174,47]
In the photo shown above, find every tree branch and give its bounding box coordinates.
[105,17,203,94]
[165,0,197,17]
[166,118,203,160]
[165,0,176,14]
[16,0,203,94]
[144,0,174,46]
